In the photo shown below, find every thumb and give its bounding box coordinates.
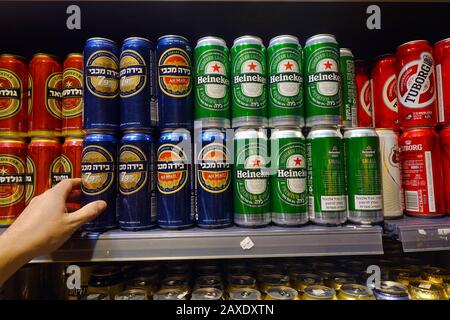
[68,200,107,228]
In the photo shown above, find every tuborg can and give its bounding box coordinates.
[62,53,83,137]
[372,281,410,300]
[396,40,436,128]
[371,54,398,129]
[29,54,62,137]
[439,127,450,214]
[157,35,193,129]
[355,59,373,128]
[0,54,28,137]
[306,127,346,225]
[344,128,383,225]
[231,36,267,128]
[233,128,271,227]
[81,132,118,231]
[119,131,156,230]
[267,35,304,128]
[62,137,83,211]
[157,129,194,229]
[400,127,444,217]
[339,48,357,128]
[194,128,232,228]
[194,36,230,129]
[0,138,26,227]
[304,34,341,127]
[434,38,450,125]
[270,127,308,226]
[83,37,120,131]
[375,129,403,218]
[120,37,157,131]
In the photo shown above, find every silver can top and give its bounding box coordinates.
[196,36,227,48]
[270,127,304,140]
[235,127,268,140]
[191,288,223,300]
[305,34,337,47]
[303,285,336,299]
[340,48,353,57]
[269,35,300,48]
[157,34,189,42]
[307,126,342,139]
[233,35,263,47]
[343,127,378,138]
[123,37,151,43]
[229,288,261,300]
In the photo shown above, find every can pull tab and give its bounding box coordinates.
[240,237,255,250]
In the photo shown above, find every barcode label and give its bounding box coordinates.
[405,190,419,212]
[425,151,436,212]
[436,64,445,123]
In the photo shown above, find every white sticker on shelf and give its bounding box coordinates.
[240,237,255,250]
[438,228,450,236]
[418,229,427,235]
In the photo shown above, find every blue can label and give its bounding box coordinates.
[157,144,188,194]
[119,145,148,195]
[120,50,147,98]
[81,145,115,195]
[158,48,192,98]
[197,143,231,193]
[85,50,119,99]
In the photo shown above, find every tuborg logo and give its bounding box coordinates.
[120,50,147,98]
[158,48,192,98]
[0,68,22,120]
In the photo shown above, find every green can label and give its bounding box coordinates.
[340,55,357,124]
[194,46,230,119]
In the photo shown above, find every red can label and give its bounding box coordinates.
[46,72,62,119]
[0,154,26,218]
[0,69,22,119]
[382,74,398,114]
[25,155,35,205]
[357,79,372,127]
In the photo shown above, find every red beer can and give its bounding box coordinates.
[26,137,61,201]
[0,138,26,226]
[62,54,83,137]
[396,40,437,128]
[355,60,373,127]
[439,127,450,214]
[0,54,28,137]
[399,127,444,217]
[371,54,398,129]
[434,38,450,125]
[29,54,62,137]
[62,137,83,210]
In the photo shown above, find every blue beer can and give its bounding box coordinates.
[83,37,120,131]
[81,131,118,231]
[157,128,194,229]
[156,35,193,129]
[194,128,232,228]
[118,130,156,230]
[120,37,158,130]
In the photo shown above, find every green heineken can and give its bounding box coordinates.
[270,127,308,226]
[343,128,383,225]
[233,127,271,227]
[340,48,357,128]
[304,34,341,127]
[231,36,267,128]
[306,127,347,225]
[268,35,304,128]
[194,36,231,128]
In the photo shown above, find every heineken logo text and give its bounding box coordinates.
[236,169,270,179]
[270,73,301,84]
[277,168,306,178]
[197,75,229,86]
[234,74,266,85]
[308,72,341,83]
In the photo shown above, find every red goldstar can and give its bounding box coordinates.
[371,54,398,129]
[62,137,83,210]
[439,127,450,214]
[355,60,373,127]
[396,40,437,128]
[399,127,444,217]
[434,38,450,125]
[0,54,28,137]
[62,54,83,137]
[29,54,62,137]
[0,138,26,226]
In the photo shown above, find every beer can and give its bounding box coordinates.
[194,128,232,228]
[444,278,450,297]
[153,289,188,300]
[355,60,373,128]
[126,277,158,298]
[29,53,62,137]
[88,266,124,300]
[62,53,83,137]
[376,129,403,218]
[372,281,410,300]
[120,37,157,131]
[194,276,223,290]
[81,132,118,231]
[400,127,445,217]
[408,280,447,300]
[114,288,148,300]
[62,137,83,211]
[229,288,262,300]
[0,54,28,137]
[344,128,383,224]
[340,48,357,128]
[260,274,290,293]
[191,288,223,300]
[306,127,346,225]
[301,285,336,300]
[83,37,120,131]
[270,127,308,226]
[422,266,449,284]
[119,131,156,230]
[396,40,437,128]
[371,54,398,129]
[292,273,323,293]
[233,127,271,227]
[264,286,299,300]
[337,284,375,300]
[157,128,193,229]
[268,35,304,128]
[304,34,341,127]
[231,36,267,128]
[439,127,450,214]
[194,36,230,128]
[435,38,450,125]
[157,35,193,129]
[0,138,26,226]
[392,268,423,286]
[65,263,94,300]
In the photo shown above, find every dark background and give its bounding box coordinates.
[0,1,449,64]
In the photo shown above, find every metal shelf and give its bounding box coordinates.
[384,216,450,253]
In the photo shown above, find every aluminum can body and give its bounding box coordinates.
[62,137,83,210]
[62,53,83,136]
[355,60,373,127]
[434,38,450,125]
[339,48,357,128]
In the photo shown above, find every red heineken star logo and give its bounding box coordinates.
[248,62,257,71]
[293,157,302,166]
[252,159,261,167]
[211,64,221,72]
[284,61,293,70]
[324,61,333,70]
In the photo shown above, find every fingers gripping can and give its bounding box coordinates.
[231,36,268,128]
[62,137,83,211]
[268,35,304,128]
[270,127,308,226]
[339,48,357,128]
[306,127,346,225]
[344,128,383,224]
[233,128,271,227]
[304,34,341,127]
